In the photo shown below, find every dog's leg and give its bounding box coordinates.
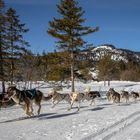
[118,97,120,105]
[51,103,56,108]
[77,101,80,112]
[52,99,61,108]
[24,99,33,116]
[133,97,136,103]
[112,95,115,103]
[118,101,120,105]
[25,103,31,116]
[29,104,34,116]
[90,99,95,106]
[135,97,137,103]
[37,103,41,115]
[68,100,74,111]
[126,98,127,104]
[51,97,61,108]
[66,96,71,105]
[28,103,34,116]
[108,94,111,102]
[51,98,55,108]
[0,102,1,110]
[34,100,41,115]
[90,100,92,106]
[107,96,109,101]
[127,97,129,104]
[67,99,71,105]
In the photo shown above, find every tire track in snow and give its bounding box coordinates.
[82,111,140,140]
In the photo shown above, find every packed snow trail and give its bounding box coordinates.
[109,118,140,140]
[83,111,140,140]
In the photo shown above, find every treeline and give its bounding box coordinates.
[97,54,140,85]
[5,51,140,83]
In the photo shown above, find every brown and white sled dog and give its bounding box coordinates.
[85,91,101,105]
[120,91,129,104]
[84,87,101,105]
[0,93,9,109]
[6,86,52,116]
[106,90,112,101]
[0,94,5,109]
[107,88,120,104]
[131,91,139,102]
[68,92,85,111]
[48,89,71,108]
[68,88,101,111]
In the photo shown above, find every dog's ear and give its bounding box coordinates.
[69,92,75,99]
[84,86,91,92]
[49,89,55,94]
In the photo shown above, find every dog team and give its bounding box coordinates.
[0,85,140,116]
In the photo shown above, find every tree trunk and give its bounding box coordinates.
[108,80,110,86]
[0,42,5,93]
[71,64,75,92]
[103,77,106,86]
[30,81,32,89]
[10,60,14,84]
[71,52,75,92]
[2,81,5,93]
[10,40,14,84]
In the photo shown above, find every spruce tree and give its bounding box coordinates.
[97,54,119,86]
[0,0,6,92]
[6,8,29,84]
[48,0,98,91]
[45,51,70,81]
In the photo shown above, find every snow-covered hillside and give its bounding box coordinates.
[83,44,140,63]
[1,81,140,140]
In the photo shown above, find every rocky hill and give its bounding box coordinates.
[82,44,140,64]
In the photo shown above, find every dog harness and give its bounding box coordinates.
[24,89,37,100]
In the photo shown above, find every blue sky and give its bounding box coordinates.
[4,0,140,53]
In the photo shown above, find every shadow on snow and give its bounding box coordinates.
[0,113,56,123]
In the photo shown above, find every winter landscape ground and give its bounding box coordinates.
[1,81,140,140]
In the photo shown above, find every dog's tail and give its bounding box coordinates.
[42,95,52,101]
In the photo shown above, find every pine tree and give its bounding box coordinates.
[97,54,119,86]
[0,0,6,92]
[6,8,30,84]
[48,0,98,91]
[20,51,37,83]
